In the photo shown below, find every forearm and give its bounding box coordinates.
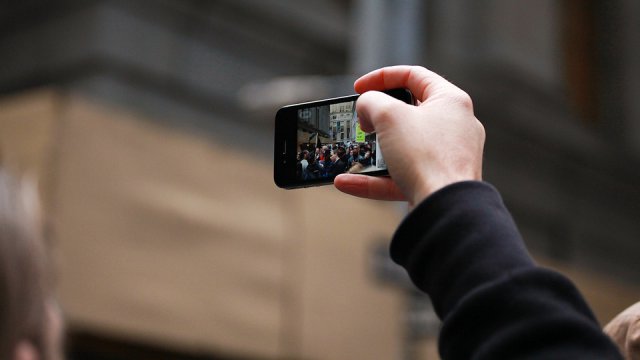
[390,181,621,359]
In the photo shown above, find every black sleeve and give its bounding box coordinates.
[390,181,622,359]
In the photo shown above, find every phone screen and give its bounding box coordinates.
[274,89,412,189]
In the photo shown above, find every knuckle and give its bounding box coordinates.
[476,120,486,139]
[376,101,397,122]
[451,89,474,110]
[411,65,430,74]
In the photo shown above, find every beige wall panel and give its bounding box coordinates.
[52,99,290,357]
[539,257,640,326]
[295,188,405,360]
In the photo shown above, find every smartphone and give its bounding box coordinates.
[274,88,414,189]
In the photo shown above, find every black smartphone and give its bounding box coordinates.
[274,88,414,189]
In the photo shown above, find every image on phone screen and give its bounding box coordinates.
[295,98,385,182]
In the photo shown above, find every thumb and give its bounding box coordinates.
[356,91,411,133]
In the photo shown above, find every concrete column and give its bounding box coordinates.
[349,0,423,74]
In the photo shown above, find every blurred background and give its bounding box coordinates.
[1,0,640,359]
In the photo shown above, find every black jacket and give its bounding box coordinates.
[330,156,348,177]
[391,181,622,359]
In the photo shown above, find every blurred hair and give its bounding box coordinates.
[0,169,50,359]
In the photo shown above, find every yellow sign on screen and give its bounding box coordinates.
[356,124,366,142]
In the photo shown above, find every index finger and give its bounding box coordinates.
[354,65,452,102]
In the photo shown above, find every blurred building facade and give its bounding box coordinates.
[1,1,640,359]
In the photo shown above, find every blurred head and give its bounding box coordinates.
[337,147,346,158]
[0,170,63,360]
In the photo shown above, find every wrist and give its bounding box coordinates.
[411,174,482,207]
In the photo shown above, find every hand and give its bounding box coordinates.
[604,302,640,359]
[334,66,485,206]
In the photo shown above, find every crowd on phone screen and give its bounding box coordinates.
[296,142,376,181]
